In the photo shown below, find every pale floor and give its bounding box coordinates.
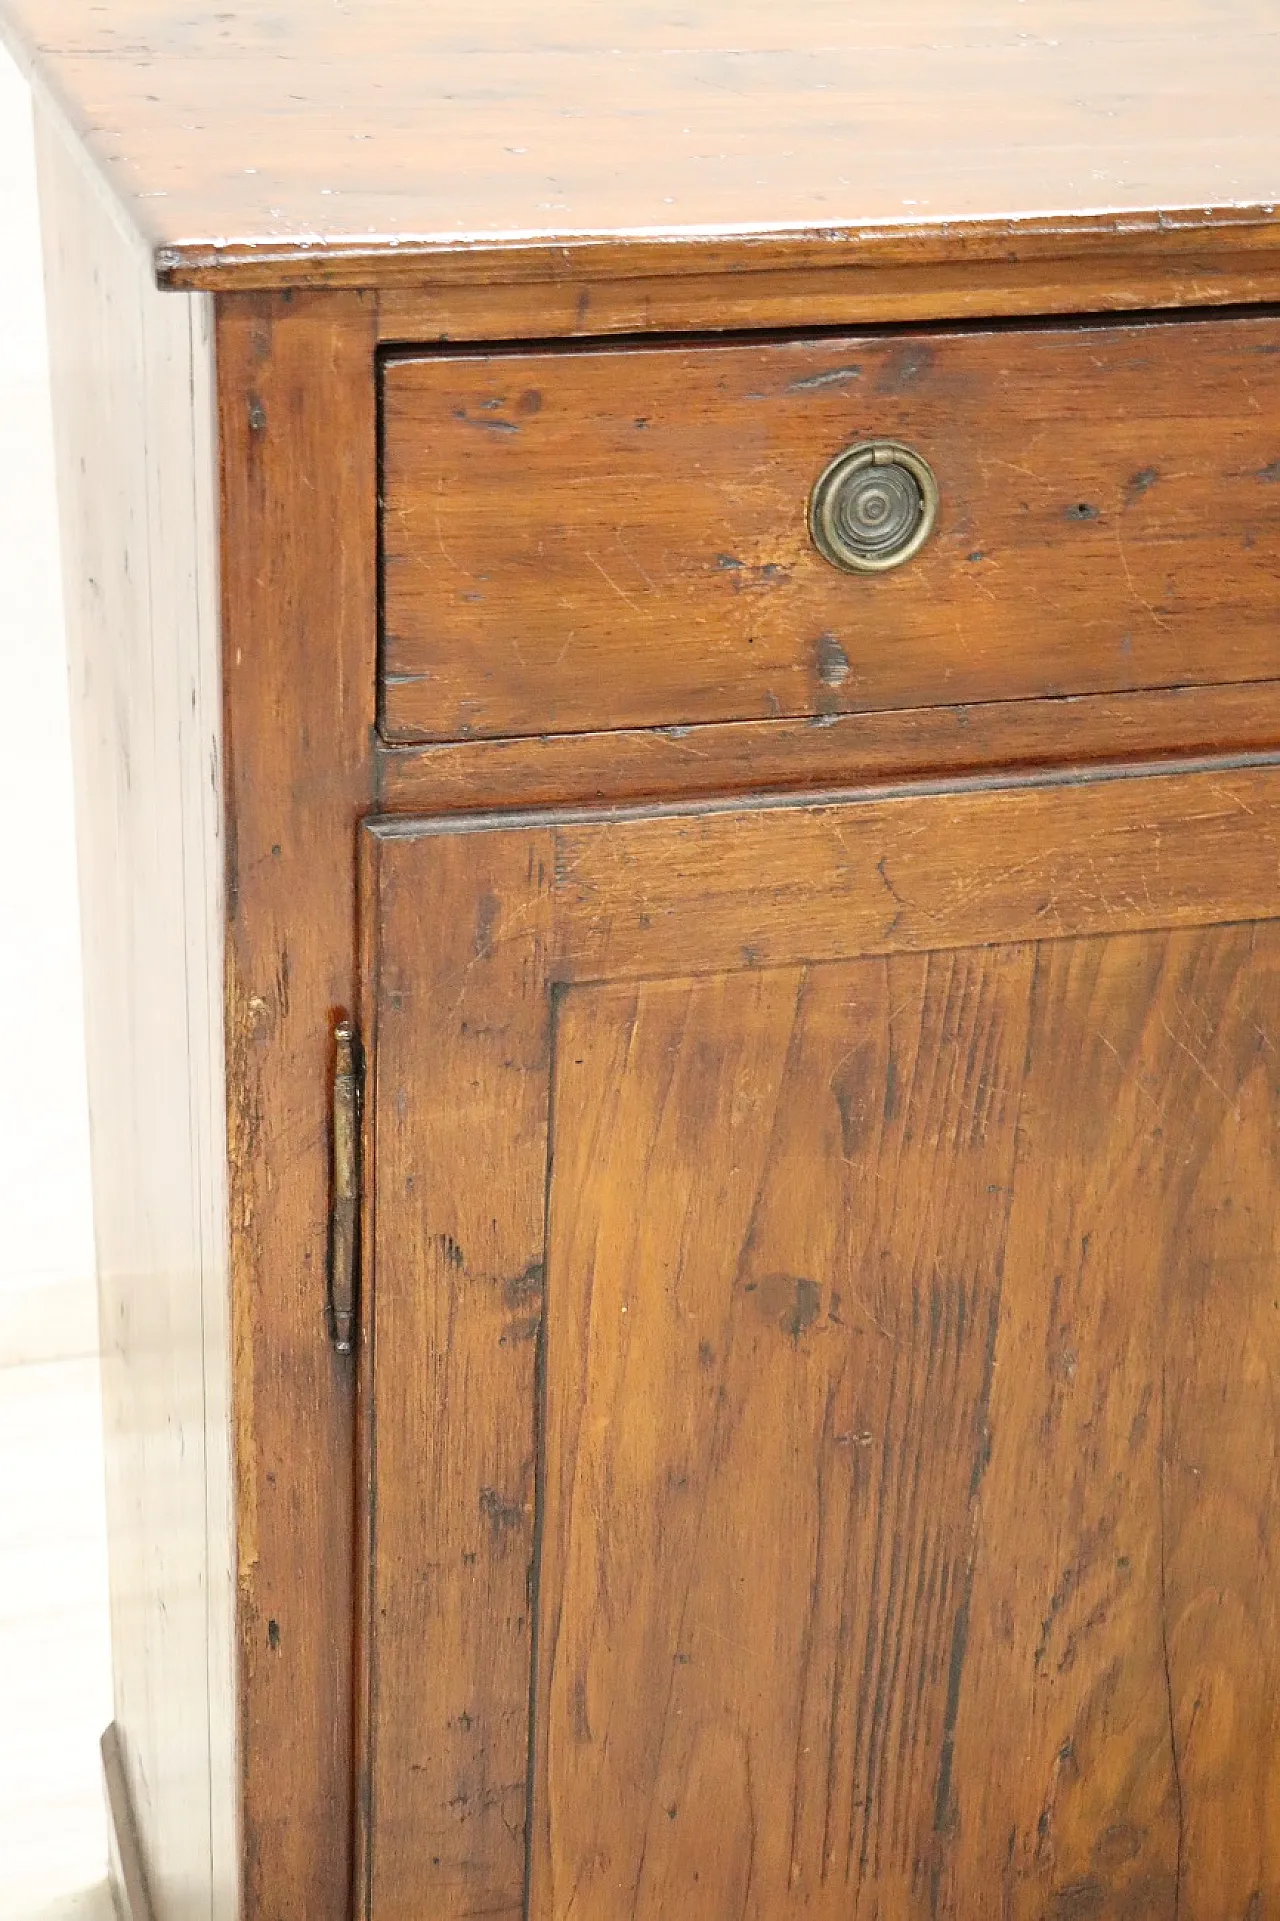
[0,1359,114,1921]
[0,44,116,1921]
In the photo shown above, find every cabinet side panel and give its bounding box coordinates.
[34,101,235,1921]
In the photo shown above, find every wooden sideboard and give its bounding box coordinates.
[4,3,1280,1916]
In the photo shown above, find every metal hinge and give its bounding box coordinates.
[327,1020,363,1354]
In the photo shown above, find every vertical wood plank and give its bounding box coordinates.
[35,99,234,1921]
[530,948,1037,1918]
[942,934,1183,1915]
[217,288,378,1919]
[362,826,556,1921]
[1157,927,1280,1914]
[531,969,805,1917]
[905,925,1280,1914]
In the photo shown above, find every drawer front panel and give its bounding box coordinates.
[381,316,1280,743]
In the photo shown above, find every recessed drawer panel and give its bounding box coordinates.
[380,316,1280,744]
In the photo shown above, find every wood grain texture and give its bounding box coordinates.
[528,929,1280,1916]
[382,316,1280,744]
[371,761,1280,987]
[935,924,1280,1915]
[4,0,1280,294]
[35,101,235,1921]
[217,290,378,1920]
[377,683,1280,818]
[361,761,1280,1917]
[532,959,1029,1917]
[358,828,556,1921]
[374,248,1280,345]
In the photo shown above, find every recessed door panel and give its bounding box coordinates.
[530,934,1280,1918]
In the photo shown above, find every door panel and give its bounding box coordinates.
[359,769,1280,1920]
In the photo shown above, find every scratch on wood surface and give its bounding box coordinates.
[582,548,642,612]
[1112,519,1172,633]
[1158,1010,1239,1114]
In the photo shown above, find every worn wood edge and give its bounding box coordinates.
[351,828,382,1921]
[374,257,1280,342]
[375,686,1280,817]
[367,748,1280,843]
[102,1726,158,1921]
[157,206,1280,294]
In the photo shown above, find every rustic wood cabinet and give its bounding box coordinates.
[6,2,1280,1916]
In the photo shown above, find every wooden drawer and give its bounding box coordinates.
[380,314,1280,744]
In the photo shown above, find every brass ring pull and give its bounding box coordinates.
[809,439,939,574]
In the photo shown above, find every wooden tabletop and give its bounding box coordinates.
[3,0,1279,292]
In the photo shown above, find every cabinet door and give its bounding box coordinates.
[357,767,1280,1921]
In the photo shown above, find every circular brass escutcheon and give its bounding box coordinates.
[808,440,939,573]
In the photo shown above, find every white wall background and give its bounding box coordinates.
[0,57,115,1921]
[0,43,97,1366]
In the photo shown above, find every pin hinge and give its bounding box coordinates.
[328,1020,363,1354]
